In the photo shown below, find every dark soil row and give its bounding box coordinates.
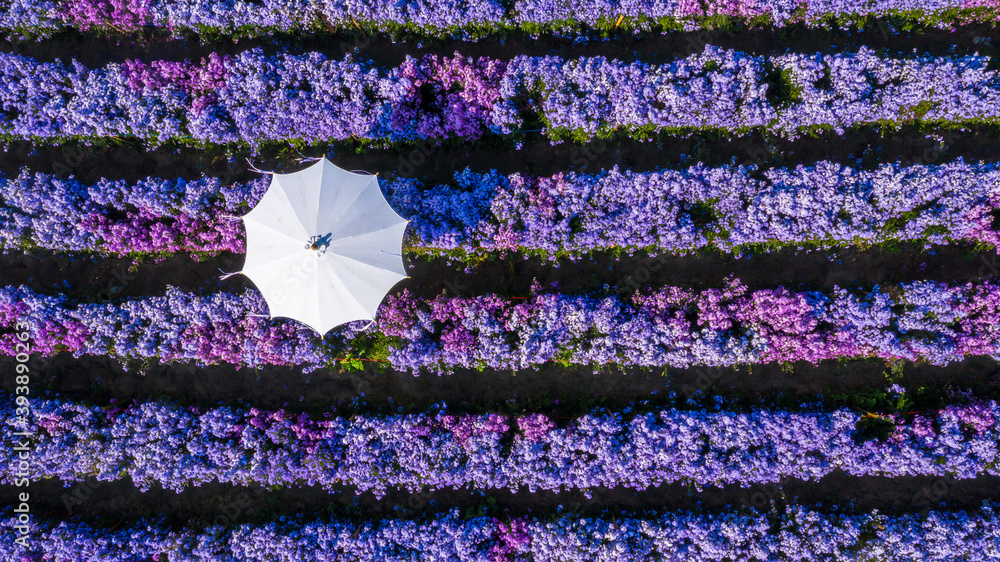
[4,473,999,526]
[4,352,997,417]
[2,124,1000,187]
[3,20,998,68]
[3,242,998,304]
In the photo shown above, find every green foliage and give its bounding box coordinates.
[553,346,575,367]
[463,497,497,519]
[763,63,803,108]
[908,100,938,120]
[885,359,906,383]
[815,65,833,90]
[853,415,896,443]
[884,202,937,234]
[334,331,394,372]
[683,200,718,230]
[922,224,949,237]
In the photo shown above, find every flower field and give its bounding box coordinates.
[3,395,998,494]
[4,0,1000,36]
[3,2,1000,561]
[4,279,1000,371]
[5,47,1000,144]
[5,159,1000,256]
[4,505,1000,561]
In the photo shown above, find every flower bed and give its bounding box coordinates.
[4,159,998,256]
[2,0,998,38]
[4,504,1000,561]
[0,170,267,253]
[2,47,999,145]
[3,394,997,494]
[3,279,999,372]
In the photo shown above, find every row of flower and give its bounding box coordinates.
[5,505,1000,561]
[3,278,999,372]
[3,46,999,144]
[3,394,996,495]
[0,169,267,254]
[3,0,998,37]
[4,158,1000,257]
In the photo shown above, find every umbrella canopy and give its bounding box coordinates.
[236,158,409,335]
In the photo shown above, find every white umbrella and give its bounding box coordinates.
[230,157,409,335]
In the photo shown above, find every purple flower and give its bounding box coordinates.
[6,504,1000,560]
[3,48,1000,144]
[4,394,999,494]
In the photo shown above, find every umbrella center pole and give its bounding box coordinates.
[305,233,333,256]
